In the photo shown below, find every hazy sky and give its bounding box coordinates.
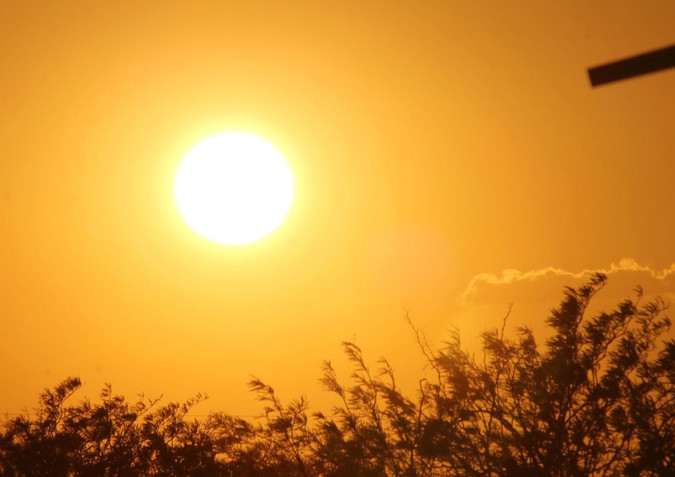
[1,1,674,417]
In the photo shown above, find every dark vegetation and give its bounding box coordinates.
[1,274,673,476]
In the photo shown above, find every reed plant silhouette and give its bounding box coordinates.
[1,274,673,476]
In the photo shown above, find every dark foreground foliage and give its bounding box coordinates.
[1,274,673,476]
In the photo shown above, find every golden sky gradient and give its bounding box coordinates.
[2,1,674,417]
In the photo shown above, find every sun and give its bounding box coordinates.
[174,132,293,245]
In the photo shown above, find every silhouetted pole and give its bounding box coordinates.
[588,43,675,87]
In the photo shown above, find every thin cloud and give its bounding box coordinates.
[461,258,675,304]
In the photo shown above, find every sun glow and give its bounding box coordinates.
[174,132,293,245]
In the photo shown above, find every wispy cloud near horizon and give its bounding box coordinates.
[461,258,675,304]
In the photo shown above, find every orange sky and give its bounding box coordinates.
[1,1,674,418]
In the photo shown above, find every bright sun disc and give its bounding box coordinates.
[174,132,293,245]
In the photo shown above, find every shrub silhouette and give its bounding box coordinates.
[1,273,673,476]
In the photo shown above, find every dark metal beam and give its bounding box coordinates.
[588,44,675,87]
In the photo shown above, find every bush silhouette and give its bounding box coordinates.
[1,273,673,476]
